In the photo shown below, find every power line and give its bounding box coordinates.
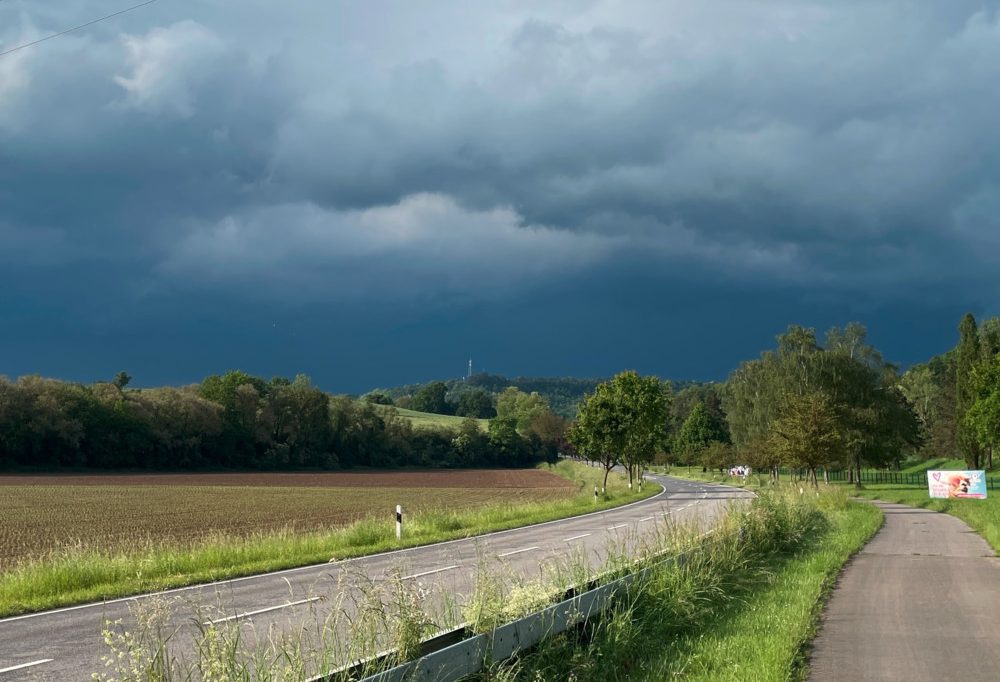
[0,0,159,58]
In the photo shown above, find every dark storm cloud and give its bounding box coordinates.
[2,1,1000,388]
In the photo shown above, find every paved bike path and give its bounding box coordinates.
[809,501,1000,681]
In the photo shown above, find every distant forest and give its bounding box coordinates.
[0,372,561,472]
[3,314,998,473]
[368,373,700,418]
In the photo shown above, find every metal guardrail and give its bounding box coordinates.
[318,476,743,682]
[315,543,702,682]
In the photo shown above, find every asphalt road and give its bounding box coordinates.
[0,475,750,680]
[809,501,1000,681]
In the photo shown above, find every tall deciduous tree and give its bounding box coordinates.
[411,381,451,415]
[674,402,728,463]
[569,371,670,491]
[725,323,921,483]
[770,391,844,487]
[455,388,495,419]
[900,354,957,460]
[967,352,1000,465]
[671,384,727,440]
[956,313,982,468]
[496,387,550,433]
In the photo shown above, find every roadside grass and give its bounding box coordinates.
[846,484,1000,553]
[0,461,658,618]
[91,483,865,680]
[376,405,489,431]
[486,488,882,682]
[666,463,1000,553]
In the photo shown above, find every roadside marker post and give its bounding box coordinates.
[594,486,598,504]
[396,505,402,540]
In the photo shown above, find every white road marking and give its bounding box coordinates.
[608,523,629,531]
[202,597,321,626]
[498,546,539,558]
[563,533,591,542]
[0,660,53,674]
[639,516,655,522]
[0,478,672,625]
[402,565,459,580]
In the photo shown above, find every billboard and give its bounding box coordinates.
[927,470,987,499]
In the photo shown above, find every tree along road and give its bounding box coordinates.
[0,476,751,680]
[810,501,1000,681]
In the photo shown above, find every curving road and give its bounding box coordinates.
[0,475,751,680]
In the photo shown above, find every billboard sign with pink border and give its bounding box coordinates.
[927,470,987,499]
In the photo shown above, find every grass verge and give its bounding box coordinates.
[0,461,657,618]
[667,462,1000,555]
[485,487,882,681]
[845,484,1000,552]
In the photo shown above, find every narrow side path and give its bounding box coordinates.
[809,501,1000,681]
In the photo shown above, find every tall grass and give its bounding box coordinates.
[0,461,657,617]
[86,486,879,681]
[681,458,1000,555]
[482,487,882,681]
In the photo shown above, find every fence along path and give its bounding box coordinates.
[824,469,1000,488]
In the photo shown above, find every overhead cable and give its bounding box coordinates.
[0,0,160,58]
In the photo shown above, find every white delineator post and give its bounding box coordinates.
[594,485,598,503]
[396,505,402,540]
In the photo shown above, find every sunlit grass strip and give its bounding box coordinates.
[375,405,490,431]
[0,461,657,618]
[847,484,1000,553]
[639,498,882,680]
[680,461,1000,555]
[484,488,882,681]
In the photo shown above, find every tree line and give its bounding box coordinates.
[367,374,608,418]
[567,316,1000,487]
[0,371,564,471]
[567,324,928,488]
[5,316,997,477]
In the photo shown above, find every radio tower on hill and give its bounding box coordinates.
[468,357,473,380]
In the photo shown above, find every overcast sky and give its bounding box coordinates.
[2,1,998,392]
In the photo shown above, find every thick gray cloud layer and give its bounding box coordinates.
[1,1,998,387]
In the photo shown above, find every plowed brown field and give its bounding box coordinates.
[0,470,576,569]
[0,469,573,488]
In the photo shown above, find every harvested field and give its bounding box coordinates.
[0,469,576,570]
[0,468,573,488]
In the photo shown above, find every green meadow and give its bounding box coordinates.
[380,405,490,431]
